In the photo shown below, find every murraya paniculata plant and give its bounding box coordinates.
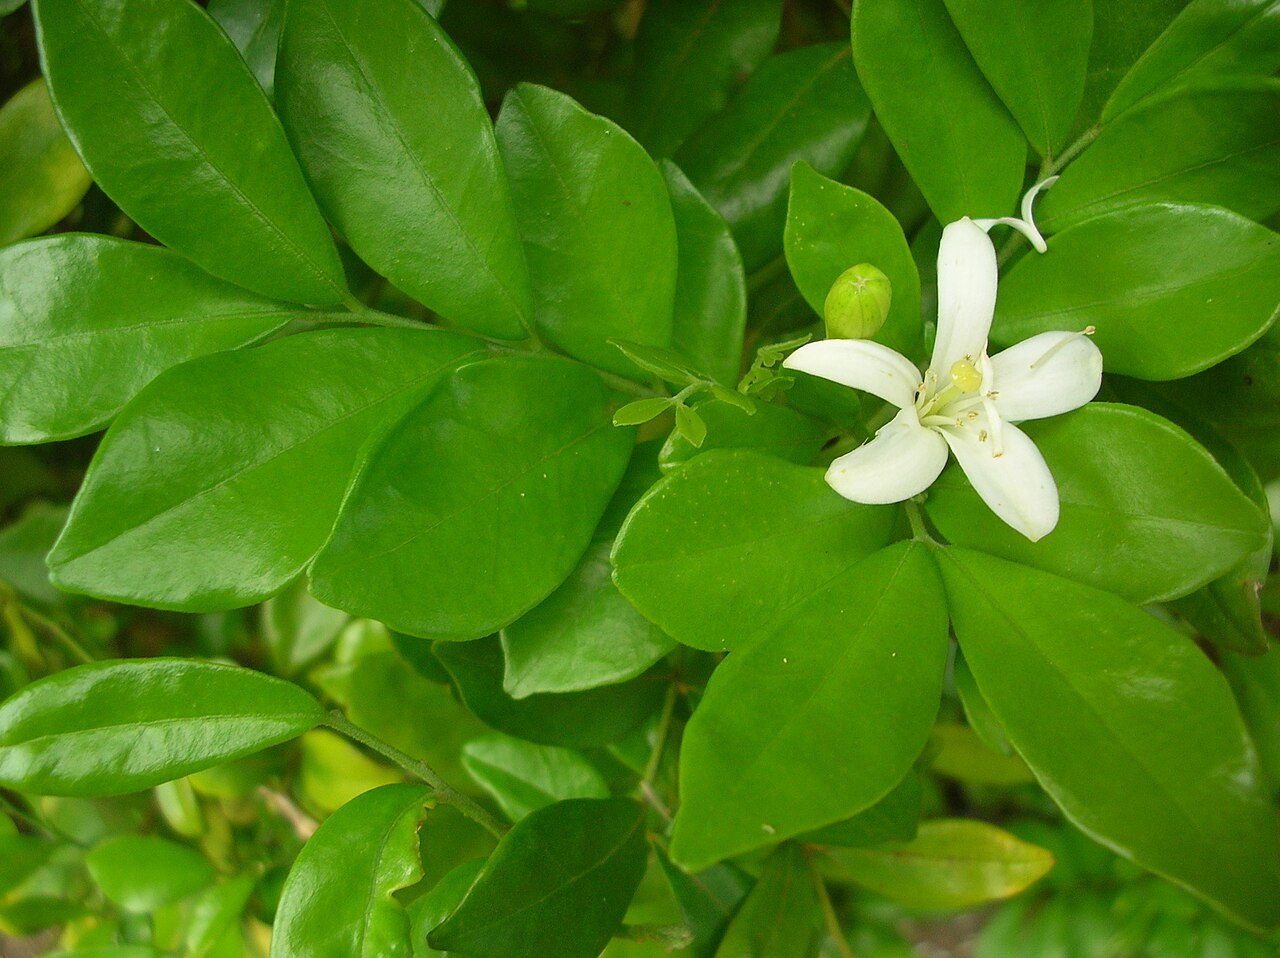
[0,0,1278,955]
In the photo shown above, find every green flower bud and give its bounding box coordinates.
[823,263,892,340]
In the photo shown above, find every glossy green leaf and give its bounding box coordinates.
[435,637,664,748]
[0,79,90,245]
[277,0,533,340]
[461,733,609,822]
[670,543,948,870]
[823,819,1054,909]
[408,859,485,958]
[659,399,828,473]
[0,658,323,796]
[1105,0,1280,120]
[938,548,1280,930]
[797,772,923,848]
[273,783,429,958]
[656,848,752,958]
[626,0,781,158]
[0,235,300,444]
[33,0,346,305]
[428,798,648,958]
[496,84,676,376]
[612,449,895,652]
[1074,0,1188,129]
[992,204,1280,380]
[661,162,748,386]
[49,328,481,610]
[711,845,822,958]
[208,0,282,97]
[677,44,869,271]
[927,404,1268,604]
[784,162,922,356]
[311,356,633,639]
[943,0,1091,157]
[851,0,1026,222]
[1040,81,1280,231]
[86,835,214,912]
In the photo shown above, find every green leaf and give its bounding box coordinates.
[1040,80,1280,231]
[0,79,90,245]
[408,859,485,958]
[784,162,922,356]
[184,874,256,958]
[851,0,1026,222]
[656,848,752,958]
[297,729,401,815]
[611,449,895,652]
[822,819,1055,910]
[461,733,609,822]
[1104,0,1280,120]
[626,0,781,158]
[992,204,1280,380]
[1222,649,1280,792]
[0,235,299,444]
[0,658,323,796]
[0,834,55,897]
[937,547,1280,930]
[659,400,828,473]
[428,798,648,958]
[613,398,674,427]
[273,783,429,958]
[929,723,1035,787]
[32,0,346,305]
[276,0,533,340]
[675,404,708,448]
[942,0,1092,157]
[435,637,664,748]
[1075,0,1188,130]
[669,543,947,870]
[796,772,923,848]
[262,578,349,677]
[86,835,213,912]
[49,328,481,610]
[711,845,822,958]
[310,356,633,640]
[661,162,748,386]
[609,340,706,385]
[0,502,67,608]
[496,84,677,377]
[207,0,282,97]
[926,404,1269,604]
[676,44,870,271]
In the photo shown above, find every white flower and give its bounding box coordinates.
[782,181,1103,542]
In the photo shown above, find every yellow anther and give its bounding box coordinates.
[949,358,983,392]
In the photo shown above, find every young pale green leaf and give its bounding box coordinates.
[276,0,532,340]
[661,162,748,386]
[86,835,214,912]
[0,659,324,796]
[938,548,1280,931]
[1104,0,1280,120]
[930,724,1036,787]
[926,404,1269,604]
[49,328,482,610]
[0,235,300,444]
[822,819,1055,910]
[0,79,89,245]
[851,0,1026,222]
[656,848,752,958]
[408,859,485,958]
[613,398,674,427]
[428,798,648,958]
[784,162,922,356]
[310,356,633,640]
[942,0,1092,157]
[676,44,870,271]
[611,449,895,652]
[435,637,665,748]
[609,340,706,385]
[675,404,708,448]
[797,772,923,847]
[711,845,823,958]
[992,204,1280,380]
[670,543,947,870]
[626,0,781,158]
[461,734,608,822]
[273,783,429,958]
[207,0,282,96]
[1040,80,1280,231]
[297,730,401,815]
[32,0,346,305]
[659,401,828,473]
[496,84,677,377]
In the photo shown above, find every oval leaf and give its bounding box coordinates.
[0,659,324,796]
[86,835,214,912]
[711,845,823,958]
[0,79,90,245]
[461,733,608,822]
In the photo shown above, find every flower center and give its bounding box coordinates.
[948,358,983,393]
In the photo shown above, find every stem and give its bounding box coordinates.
[20,606,95,665]
[807,851,856,958]
[904,497,939,546]
[642,682,679,786]
[325,711,507,838]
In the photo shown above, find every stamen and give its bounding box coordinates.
[1030,331,1089,368]
[979,429,988,442]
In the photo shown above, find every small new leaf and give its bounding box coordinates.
[675,405,708,448]
[614,398,675,427]
[710,385,756,415]
[610,339,709,386]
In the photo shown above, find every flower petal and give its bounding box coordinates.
[825,407,949,504]
[939,414,1059,541]
[931,217,998,376]
[990,331,1103,422]
[783,339,921,410]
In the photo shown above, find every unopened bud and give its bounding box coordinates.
[823,263,891,340]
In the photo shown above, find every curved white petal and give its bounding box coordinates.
[783,339,921,410]
[939,414,1059,541]
[931,218,998,375]
[825,408,949,504]
[990,332,1103,422]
